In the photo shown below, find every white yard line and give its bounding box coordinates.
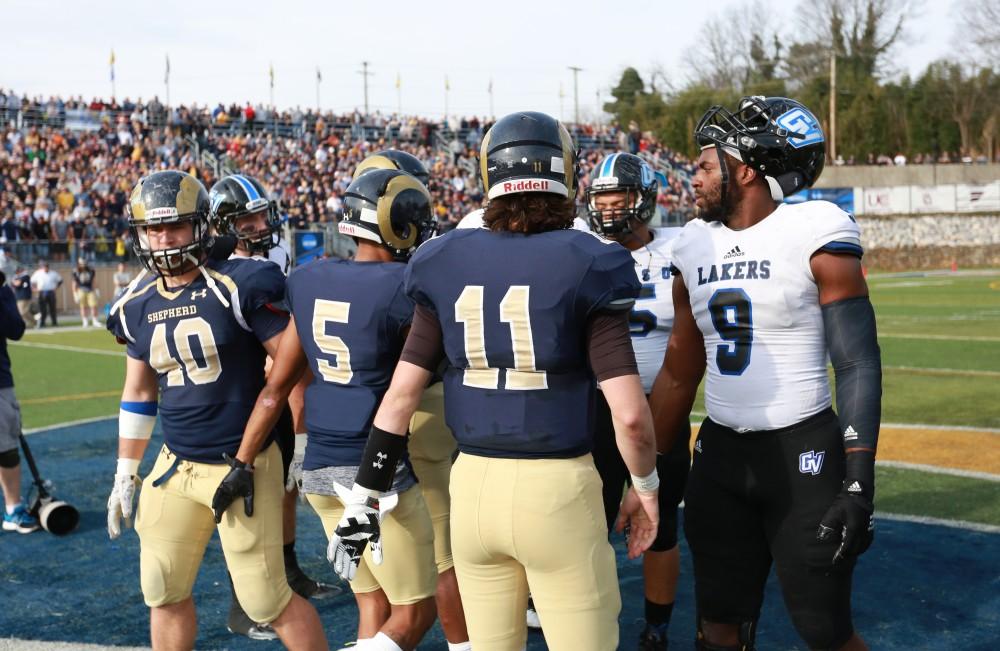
[11,341,125,357]
[876,512,1000,534]
[877,460,1000,482]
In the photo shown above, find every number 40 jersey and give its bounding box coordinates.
[670,200,862,432]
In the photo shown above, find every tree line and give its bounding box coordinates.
[603,0,1000,163]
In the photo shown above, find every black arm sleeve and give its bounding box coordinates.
[587,310,638,382]
[823,296,882,491]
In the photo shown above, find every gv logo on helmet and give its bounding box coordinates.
[776,108,824,149]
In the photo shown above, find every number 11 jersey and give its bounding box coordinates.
[670,200,862,431]
[405,227,640,459]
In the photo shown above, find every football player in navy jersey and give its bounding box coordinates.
[327,111,661,651]
[228,168,445,651]
[650,97,879,651]
[209,173,337,641]
[587,151,690,650]
[353,151,471,650]
[105,170,328,650]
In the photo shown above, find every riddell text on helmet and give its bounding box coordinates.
[502,180,549,192]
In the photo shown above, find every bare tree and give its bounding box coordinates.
[682,0,782,91]
[794,0,920,78]
[954,0,1000,61]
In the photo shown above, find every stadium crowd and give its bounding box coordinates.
[0,89,697,267]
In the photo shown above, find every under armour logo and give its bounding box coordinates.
[799,450,825,475]
[191,289,208,300]
[373,451,388,469]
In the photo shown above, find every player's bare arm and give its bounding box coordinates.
[649,274,706,453]
[602,372,660,558]
[236,318,308,466]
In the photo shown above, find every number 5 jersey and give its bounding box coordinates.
[107,258,289,462]
[670,200,862,431]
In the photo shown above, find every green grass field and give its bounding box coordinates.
[9,271,1000,526]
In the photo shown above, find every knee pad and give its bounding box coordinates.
[0,447,19,468]
[696,617,757,651]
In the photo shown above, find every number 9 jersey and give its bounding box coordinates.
[670,200,863,431]
[404,227,640,459]
[107,258,289,462]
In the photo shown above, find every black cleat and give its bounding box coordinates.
[287,565,343,600]
[638,621,669,650]
[227,602,278,640]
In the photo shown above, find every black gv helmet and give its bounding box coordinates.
[694,96,826,201]
[479,111,577,200]
[353,150,430,186]
[127,170,211,276]
[208,174,281,256]
[586,152,659,235]
[338,169,436,261]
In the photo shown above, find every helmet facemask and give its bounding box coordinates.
[130,212,210,277]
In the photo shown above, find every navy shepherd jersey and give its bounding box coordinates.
[285,259,413,470]
[405,227,640,459]
[108,258,289,462]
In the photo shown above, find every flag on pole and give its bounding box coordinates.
[445,75,450,92]
[395,72,401,89]
[559,82,565,98]
[269,63,275,89]
[316,67,322,83]
[488,78,493,93]
[109,49,116,82]
[164,54,170,85]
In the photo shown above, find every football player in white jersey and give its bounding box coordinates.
[587,152,690,650]
[649,97,880,651]
[210,173,338,640]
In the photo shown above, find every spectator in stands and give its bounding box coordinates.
[0,273,35,534]
[29,260,60,328]
[11,265,32,324]
[71,257,99,327]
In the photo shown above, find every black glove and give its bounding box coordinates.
[212,454,254,523]
[816,478,874,564]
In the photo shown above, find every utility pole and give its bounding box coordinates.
[568,66,582,125]
[358,61,373,116]
[829,52,837,162]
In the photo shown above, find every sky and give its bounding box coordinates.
[1,0,958,120]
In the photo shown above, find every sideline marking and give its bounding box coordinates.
[879,333,1000,343]
[877,460,1000,482]
[20,390,120,406]
[877,512,1000,534]
[11,341,125,357]
[883,365,1000,378]
[22,414,116,435]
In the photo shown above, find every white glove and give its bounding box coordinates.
[285,433,307,493]
[107,472,140,539]
[328,483,399,581]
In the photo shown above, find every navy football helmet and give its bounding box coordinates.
[338,169,436,261]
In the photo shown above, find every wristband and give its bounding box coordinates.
[355,425,408,492]
[117,457,141,476]
[631,468,660,493]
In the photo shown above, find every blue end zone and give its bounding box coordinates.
[2,420,997,649]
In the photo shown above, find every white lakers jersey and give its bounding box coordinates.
[231,238,291,276]
[629,227,683,393]
[671,201,862,430]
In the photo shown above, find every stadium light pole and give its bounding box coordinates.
[568,66,582,125]
[829,51,837,162]
[358,61,373,116]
